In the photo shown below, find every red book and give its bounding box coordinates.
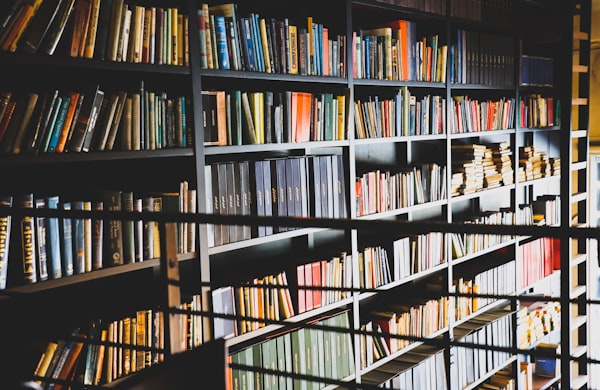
[304,262,313,311]
[296,264,306,313]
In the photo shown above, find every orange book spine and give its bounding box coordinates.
[55,92,81,153]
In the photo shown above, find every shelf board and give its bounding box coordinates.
[207,227,327,255]
[203,140,349,155]
[453,298,513,328]
[517,174,560,187]
[449,128,515,139]
[356,199,447,220]
[450,184,516,202]
[451,240,516,267]
[198,68,348,84]
[517,126,560,133]
[353,78,446,88]
[353,133,446,144]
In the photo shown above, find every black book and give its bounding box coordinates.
[210,164,224,246]
[308,156,321,218]
[238,160,251,240]
[335,154,348,218]
[285,158,295,228]
[225,162,239,243]
[250,160,265,237]
[0,93,27,154]
[40,0,76,55]
[18,0,63,54]
[66,84,104,152]
[264,91,273,144]
[142,196,155,260]
[92,0,113,60]
[261,159,273,236]
[217,163,230,245]
[91,200,103,270]
[120,191,135,264]
[270,158,288,233]
[101,189,123,266]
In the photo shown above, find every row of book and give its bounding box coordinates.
[516,299,560,350]
[0,0,189,66]
[354,89,446,139]
[453,260,517,321]
[450,142,514,196]
[449,96,516,134]
[355,162,447,216]
[0,182,196,289]
[393,232,446,280]
[353,23,448,83]
[518,237,560,289]
[202,89,346,147]
[0,84,192,156]
[212,271,295,338]
[198,4,346,78]
[362,345,447,390]
[451,30,515,86]
[450,307,513,390]
[32,296,203,387]
[520,55,554,87]
[205,155,348,247]
[227,311,354,390]
[450,208,517,259]
[518,95,560,129]
[361,295,449,367]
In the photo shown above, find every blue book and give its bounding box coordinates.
[60,201,74,277]
[239,18,256,71]
[45,96,71,152]
[214,15,230,70]
[364,35,370,79]
[251,13,264,72]
[41,96,63,153]
[46,195,62,279]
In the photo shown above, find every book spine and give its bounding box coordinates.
[0,196,12,289]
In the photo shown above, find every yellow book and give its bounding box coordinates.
[336,94,346,140]
[250,91,264,144]
[288,24,298,75]
[83,0,101,58]
[170,7,178,65]
[177,13,184,66]
[33,341,58,384]
[259,18,271,73]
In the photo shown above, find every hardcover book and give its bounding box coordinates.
[101,189,123,266]
[45,195,62,280]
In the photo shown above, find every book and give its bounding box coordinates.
[9,92,39,155]
[0,93,28,154]
[66,84,105,152]
[101,189,123,266]
[212,285,237,339]
[45,195,62,280]
[59,201,74,277]
[18,0,61,54]
[120,191,135,264]
[91,200,103,270]
[71,200,86,274]
[0,195,12,289]
[40,0,76,55]
[33,341,59,385]
[44,94,71,153]
[54,91,81,153]
[24,89,58,154]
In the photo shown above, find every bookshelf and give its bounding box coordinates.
[0,0,592,389]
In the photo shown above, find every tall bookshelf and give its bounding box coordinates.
[0,0,592,389]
